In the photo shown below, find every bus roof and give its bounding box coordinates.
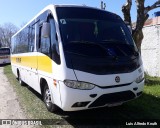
[12,4,117,38]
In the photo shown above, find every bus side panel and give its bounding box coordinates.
[11,56,18,78]
[11,64,18,78]
[37,72,62,109]
[11,54,41,94]
[25,53,40,93]
[37,52,62,107]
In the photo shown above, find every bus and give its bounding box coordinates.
[11,5,144,112]
[0,47,10,65]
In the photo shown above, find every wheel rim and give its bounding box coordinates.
[44,89,52,107]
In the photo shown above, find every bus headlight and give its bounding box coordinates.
[64,80,95,90]
[135,74,144,83]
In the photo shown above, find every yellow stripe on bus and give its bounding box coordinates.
[37,56,52,73]
[11,56,52,73]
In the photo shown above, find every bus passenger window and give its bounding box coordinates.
[28,25,35,52]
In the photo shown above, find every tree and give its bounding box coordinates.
[122,0,160,51]
[0,23,18,48]
[101,1,106,10]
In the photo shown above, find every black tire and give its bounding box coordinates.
[43,84,58,112]
[18,71,24,86]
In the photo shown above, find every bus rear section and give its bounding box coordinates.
[11,5,144,112]
[0,48,10,65]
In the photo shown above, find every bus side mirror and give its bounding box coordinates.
[42,22,50,38]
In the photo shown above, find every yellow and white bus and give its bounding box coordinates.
[0,47,10,65]
[11,5,144,112]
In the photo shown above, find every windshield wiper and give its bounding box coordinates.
[101,39,127,44]
[102,40,139,56]
[67,40,115,57]
[69,40,107,51]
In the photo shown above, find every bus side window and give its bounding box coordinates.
[28,25,35,52]
[39,24,51,57]
[49,18,61,64]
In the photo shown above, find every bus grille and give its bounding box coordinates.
[88,91,136,108]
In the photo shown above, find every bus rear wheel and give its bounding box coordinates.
[43,84,58,112]
[18,70,24,86]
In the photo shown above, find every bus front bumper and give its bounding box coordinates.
[58,80,144,111]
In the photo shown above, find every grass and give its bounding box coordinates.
[3,65,160,127]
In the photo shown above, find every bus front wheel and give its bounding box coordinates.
[43,84,58,112]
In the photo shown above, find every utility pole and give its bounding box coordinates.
[101,1,106,10]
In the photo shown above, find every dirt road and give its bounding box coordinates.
[0,66,28,128]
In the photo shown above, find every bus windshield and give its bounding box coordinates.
[0,48,10,55]
[56,7,138,57]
